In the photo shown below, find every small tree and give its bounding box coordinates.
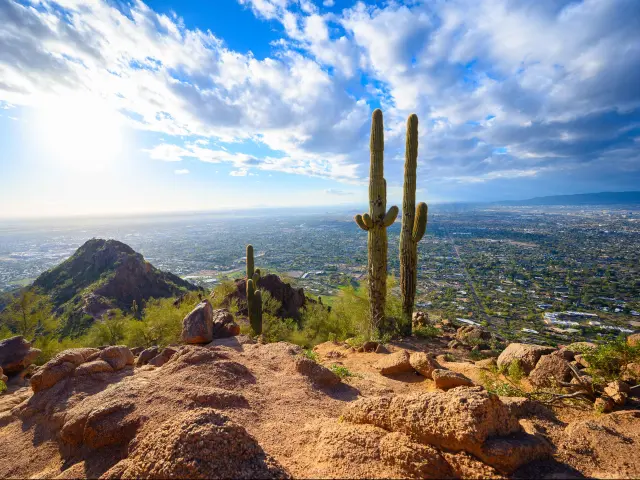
[0,290,55,339]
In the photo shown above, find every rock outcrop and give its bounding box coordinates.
[408,352,440,379]
[341,386,551,474]
[293,357,341,387]
[31,348,101,392]
[529,353,572,388]
[211,308,241,339]
[432,369,473,390]
[182,300,214,344]
[0,336,41,374]
[228,274,308,320]
[102,409,289,479]
[374,350,413,375]
[497,343,555,373]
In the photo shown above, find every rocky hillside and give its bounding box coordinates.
[33,239,199,335]
[1,318,640,479]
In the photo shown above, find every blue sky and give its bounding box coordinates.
[1,0,639,218]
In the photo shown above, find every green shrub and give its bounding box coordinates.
[0,380,7,394]
[584,339,640,383]
[330,364,354,379]
[469,349,484,361]
[479,369,525,397]
[507,359,525,383]
[302,349,318,362]
[210,280,237,309]
[414,325,441,339]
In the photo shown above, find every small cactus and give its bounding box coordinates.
[246,245,262,335]
[354,109,399,334]
[399,114,428,334]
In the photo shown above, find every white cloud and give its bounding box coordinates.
[174,169,189,175]
[325,188,353,195]
[229,169,248,176]
[1,0,639,198]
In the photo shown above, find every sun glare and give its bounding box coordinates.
[34,96,126,173]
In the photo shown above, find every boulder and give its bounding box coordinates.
[375,344,389,354]
[594,396,614,413]
[341,387,548,473]
[409,352,440,379]
[101,409,289,479]
[0,336,41,374]
[374,350,413,375]
[627,333,640,347]
[379,431,454,479]
[31,362,76,392]
[479,432,553,474]
[603,380,630,406]
[182,300,214,344]
[622,363,640,383]
[130,346,144,356]
[30,347,101,392]
[456,326,492,345]
[211,309,240,339]
[432,369,473,390]
[554,347,576,361]
[574,354,590,368]
[148,347,178,367]
[135,346,159,367]
[497,343,555,374]
[99,346,134,371]
[82,400,140,449]
[75,360,114,376]
[293,357,340,387]
[529,354,572,388]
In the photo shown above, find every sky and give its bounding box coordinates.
[0,0,639,218]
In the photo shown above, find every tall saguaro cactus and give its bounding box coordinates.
[399,114,428,334]
[246,245,262,334]
[355,109,399,334]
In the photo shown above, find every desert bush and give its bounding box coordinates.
[507,359,525,383]
[301,349,318,362]
[210,280,237,309]
[584,339,640,383]
[125,292,201,348]
[330,364,354,378]
[414,325,441,339]
[0,380,6,395]
[86,310,129,346]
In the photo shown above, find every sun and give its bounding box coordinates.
[34,95,126,173]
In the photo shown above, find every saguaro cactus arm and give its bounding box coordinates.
[355,214,370,231]
[382,206,399,227]
[413,202,428,242]
[246,245,254,279]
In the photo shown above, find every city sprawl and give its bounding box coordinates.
[0,204,638,345]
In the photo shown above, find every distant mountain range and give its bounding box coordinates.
[496,191,640,206]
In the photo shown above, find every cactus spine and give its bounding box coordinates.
[355,109,399,334]
[246,245,262,335]
[399,114,428,334]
